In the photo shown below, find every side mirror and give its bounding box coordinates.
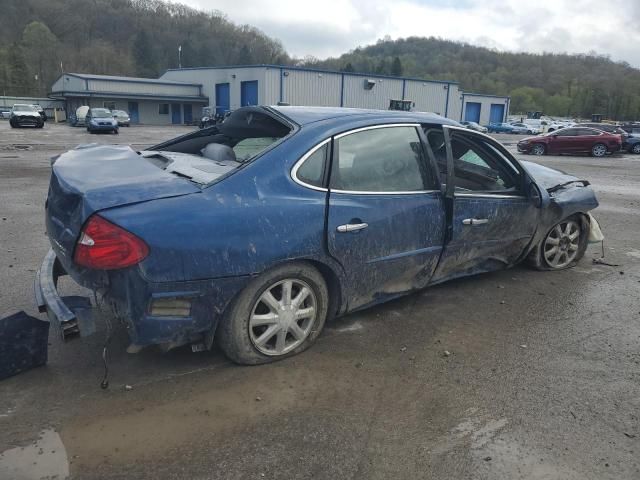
[529,182,543,208]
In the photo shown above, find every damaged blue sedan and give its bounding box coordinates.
[36,106,599,364]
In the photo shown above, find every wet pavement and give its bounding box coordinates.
[0,122,639,479]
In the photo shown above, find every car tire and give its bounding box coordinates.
[527,130,533,134]
[531,143,546,156]
[591,143,607,157]
[527,214,589,271]
[216,262,329,365]
[113,129,119,135]
[631,144,640,154]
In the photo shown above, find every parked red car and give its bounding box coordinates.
[517,127,622,157]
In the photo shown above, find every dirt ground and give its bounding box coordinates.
[0,121,639,480]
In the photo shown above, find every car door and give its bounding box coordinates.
[326,124,446,310]
[547,128,579,154]
[427,126,539,283]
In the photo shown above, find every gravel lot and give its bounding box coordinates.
[1,121,639,479]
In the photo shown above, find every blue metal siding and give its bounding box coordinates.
[465,102,481,122]
[490,104,505,124]
[241,81,259,106]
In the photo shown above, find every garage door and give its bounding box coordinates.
[490,104,505,124]
[464,102,481,123]
[241,80,259,106]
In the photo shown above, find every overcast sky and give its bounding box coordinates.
[177,0,640,66]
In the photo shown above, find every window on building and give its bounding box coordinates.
[103,101,116,111]
[159,104,169,115]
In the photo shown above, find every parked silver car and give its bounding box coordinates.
[112,110,131,127]
[460,121,488,133]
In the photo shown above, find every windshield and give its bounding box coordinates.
[13,104,36,112]
[92,108,112,118]
[113,110,127,116]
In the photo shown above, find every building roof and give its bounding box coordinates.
[269,105,459,127]
[64,73,201,86]
[163,64,460,86]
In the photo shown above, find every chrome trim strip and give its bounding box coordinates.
[455,193,525,199]
[331,189,439,195]
[334,123,421,139]
[290,138,331,192]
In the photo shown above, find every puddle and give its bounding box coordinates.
[0,429,69,480]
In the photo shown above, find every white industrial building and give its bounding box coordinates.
[47,65,509,125]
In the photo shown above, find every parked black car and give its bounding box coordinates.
[9,104,44,128]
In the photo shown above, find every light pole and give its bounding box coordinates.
[178,45,182,69]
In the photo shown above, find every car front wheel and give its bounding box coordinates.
[591,143,607,157]
[631,143,640,154]
[216,262,329,365]
[531,143,546,156]
[529,215,588,270]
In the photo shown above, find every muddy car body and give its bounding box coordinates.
[10,104,44,128]
[36,106,599,364]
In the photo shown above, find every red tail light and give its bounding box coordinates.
[74,215,149,270]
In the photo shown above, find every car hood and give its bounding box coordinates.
[520,160,587,191]
[13,111,41,117]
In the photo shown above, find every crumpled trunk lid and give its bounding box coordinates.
[46,144,200,262]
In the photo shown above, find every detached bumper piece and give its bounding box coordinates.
[34,249,96,341]
[0,311,49,380]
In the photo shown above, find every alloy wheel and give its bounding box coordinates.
[543,220,581,269]
[249,279,318,356]
[532,144,545,156]
[592,144,607,157]
[632,144,640,154]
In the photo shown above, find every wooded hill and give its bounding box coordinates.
[1,1,639,120]
[304,37,640,120]
[0,0,289,97]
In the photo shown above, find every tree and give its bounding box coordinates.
[342,62,355,72]
[7,44,32,96]
[132,30,157,76]
[390,56,403,76]
[237,44,252,64]
[22,21,60,96]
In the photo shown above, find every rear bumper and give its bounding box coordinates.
[34,249,95,340]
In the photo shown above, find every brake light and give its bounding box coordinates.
[74,215,149,270]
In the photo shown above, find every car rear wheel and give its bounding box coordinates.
[631,144,640,154]
[531,143,546,156]
[528,215,588,270]
[216,262,329,365]
[591,143,607,157]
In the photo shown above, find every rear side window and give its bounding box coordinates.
[295,143,328,188]
[330,126,435,192]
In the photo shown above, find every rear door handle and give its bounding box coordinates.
[337,223,369,233]
[462,218,489,226]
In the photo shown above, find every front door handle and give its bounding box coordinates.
[337,223,369,233]
[462,218,489,226]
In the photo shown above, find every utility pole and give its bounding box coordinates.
[178,45,182,69]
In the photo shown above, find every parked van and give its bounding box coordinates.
[71,106,90,126]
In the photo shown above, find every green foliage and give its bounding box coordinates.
[306,36,640,120]
[390,56,403,77]
[0,0,290,95]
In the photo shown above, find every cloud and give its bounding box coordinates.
[177,0,640,66]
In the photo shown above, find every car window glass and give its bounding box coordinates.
[296,143,327,188]
[577,128,598,136]
[425,128,447,182]
[554,129,576,137]
[330,126,433,192]
[450,133,519,193]
[233,137,280,161]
